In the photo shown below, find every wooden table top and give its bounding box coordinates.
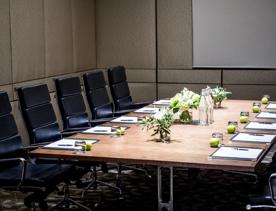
[30,100,276,172]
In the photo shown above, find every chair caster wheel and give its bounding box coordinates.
[246,204,251,210]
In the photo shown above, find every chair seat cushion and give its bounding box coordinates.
[0,162,72,188]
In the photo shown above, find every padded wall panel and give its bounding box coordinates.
[223,70,276,85]
[224,85,276,100]
[13,101,29,146]
[157,0,192,69]
[0,0,12,85]
[13,79,46,100]
[0,85,13,101]
[158,83,218,99]
[72,0,96,71]
[44,0,74,76]
[11,0,45,83]
[129,83,156,102]
[96,0,156,69]
[126,69,156,83]
[158,69,221,83]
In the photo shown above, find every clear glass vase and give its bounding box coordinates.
[179,110,193,124]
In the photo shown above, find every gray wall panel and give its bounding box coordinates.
[157,0,192,69]
[96,0,156,69]
[158,83,218,99]
[44,0,74,76]
[11,0,45,83]
[0,0,12,85]
[129,83,156,102]
[72,0,96,71]
[224,85,276,100]
[159,69,220,83]
[224,70,276,85]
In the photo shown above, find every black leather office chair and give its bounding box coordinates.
[55,76,116,129]
[108,65,151,111]
[246,173,276,210]
[0,91,88,210]
[83,71,133,119]
[55,76,90,130]
[17,84,83,145]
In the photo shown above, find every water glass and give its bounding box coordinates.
[212,132,223,145]
[74,140,86,154]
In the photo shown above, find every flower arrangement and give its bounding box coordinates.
[169,88,200,123]
[141,109,174,143]
[211,86,232,108]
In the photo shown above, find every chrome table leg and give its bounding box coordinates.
[158,166,173,211]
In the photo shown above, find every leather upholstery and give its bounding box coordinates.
[108,66,151,110]
[17,84,62,144]
[0,92,12,115]
[83,71,114,119]
[0,91,73,199]
[0,162,72,187]
[55,77,90,129]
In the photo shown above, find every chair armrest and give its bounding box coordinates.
[113,108,137,116]
[269,173,276,205]
[0,157,27,189]
[130,101,152,109]
[89,117,116,126]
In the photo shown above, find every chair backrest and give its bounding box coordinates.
[108,66,132,110]
[83,71,113,119]
[55,76,90,129]
[17,84,61,144]
[0,92,23,159]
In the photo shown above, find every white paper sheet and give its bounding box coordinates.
[231,132,276,143]
[111,116,140,124]
[211,146,263,160]
[267,103,276,109]
[134,107,160,114]
[257,112,276,119]
[246,121,276,130]
[152,100,171,105]
[83,126,113,134]
[43,139,97,150]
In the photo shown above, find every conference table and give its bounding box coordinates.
[30,100,276,211]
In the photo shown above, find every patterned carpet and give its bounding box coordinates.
[0,166,268,211]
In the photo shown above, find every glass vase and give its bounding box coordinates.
[179,110,193,124]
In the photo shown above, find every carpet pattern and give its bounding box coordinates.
[0,165,267,211]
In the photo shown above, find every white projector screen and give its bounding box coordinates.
[192,0,276,69]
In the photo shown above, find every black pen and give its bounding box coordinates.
[250,133,264,136]
[58,144,73,146]
[259,122,273,124]
[93,130,108,132]
[235,147,248,151]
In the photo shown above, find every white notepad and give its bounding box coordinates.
[111,116,140,124]
[211,146,263,161]
[257,112,276,119]
[245,121,276,130]
[267,103,276,109]
[43,139,97,150]
[83,126,114,134]
[231,132,276,143]
[134,107,160,114]
[153,100,171,105]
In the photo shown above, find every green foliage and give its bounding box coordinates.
[142,110,174,140]
[211,86,232,102]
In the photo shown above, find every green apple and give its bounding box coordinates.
[227,125,236,134]
[252,106,260,113]
[85,143,92,151]
[239,116,249,123]
[261,97,268,104]
[209,138,220,147]
[116,128,126,135]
